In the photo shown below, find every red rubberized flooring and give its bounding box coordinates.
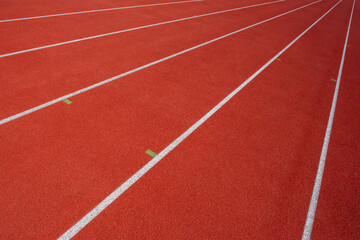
[0,0,359,239]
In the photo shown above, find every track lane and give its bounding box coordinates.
[0,0,204,23]
[0,0,285,56]
[0,0,220,54]
[0,0,346,238]
[0,0,321,121]
[0,0,205,20]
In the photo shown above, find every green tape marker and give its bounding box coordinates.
[146,149,157,157]
[63,99,72,104]
[331,78,337,82]
[276,58,281,61]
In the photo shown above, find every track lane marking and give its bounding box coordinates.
[302,0,356,239]
[146,150,158,157]
[0,0,320,126]
[0,0,285,58]
[57,1,342,239]
[62,99,72,104]
[0,0,204,23]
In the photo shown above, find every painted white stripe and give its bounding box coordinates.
[0,0,285,58]
[58,1,340,239]
[302,0,355,239]
[0,0,320,126]
[0,0,204,23]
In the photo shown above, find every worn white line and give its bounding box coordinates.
[0,0,204,23]
[0,0,285,58]
[302,0,355,239]
[0,1,320,126]
[58,0,340,239]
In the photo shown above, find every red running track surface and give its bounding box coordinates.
[0,0,359,239]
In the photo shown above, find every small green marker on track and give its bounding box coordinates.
[63,99,72,104]
[331,78,337,82]
[146,149,157,158]
[276,58,281,61]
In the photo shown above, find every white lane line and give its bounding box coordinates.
[0,1,320,126]
[0,0,204,23]
[0,0,285,58]
[302,0,355,239]
[57,1,340,239]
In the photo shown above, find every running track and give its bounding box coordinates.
[0,0,359,239]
